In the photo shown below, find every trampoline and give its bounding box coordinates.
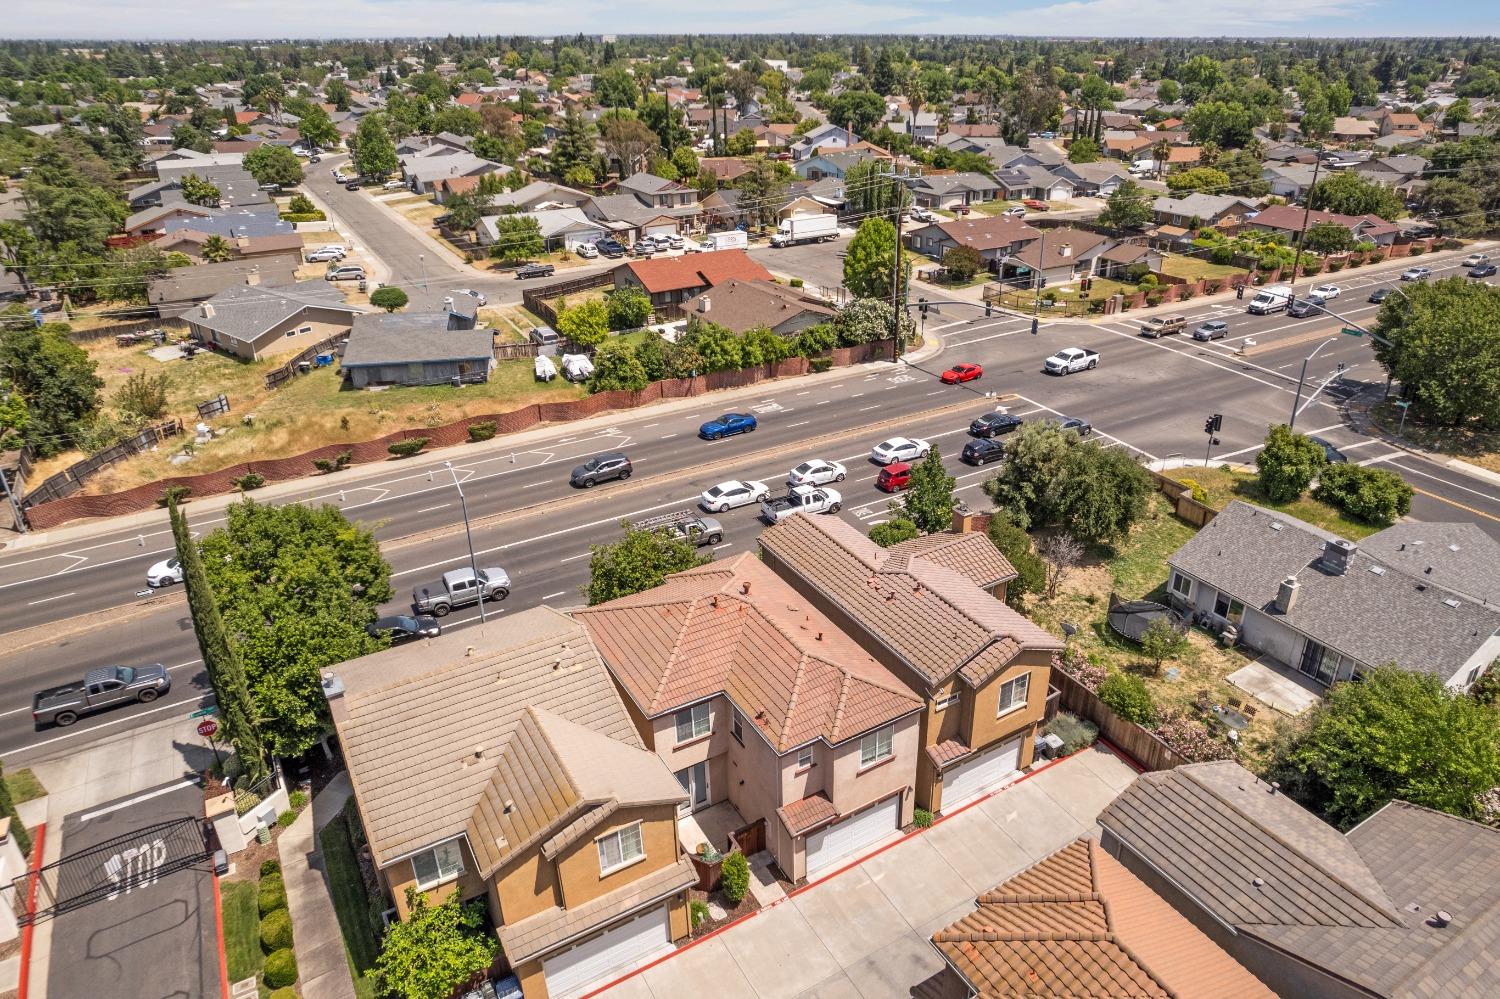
[1108,600,1186,643]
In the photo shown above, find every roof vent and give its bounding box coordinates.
[1448,544,1460,552]
[502,799,515,814]
[1252,877,1265,888]
[1432,910,1453,928]
[465,645,476,656]
[1443,598,1461,609]
[1368,565,1386,575]
[1270,521,1284,531]
[321,671,345,701]
[741,581,751,595]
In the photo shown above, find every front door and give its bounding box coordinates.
[676,762,708,815]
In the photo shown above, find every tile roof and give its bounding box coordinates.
[679,279,834,334]
[777,792,838,836]
[327,606,648,867]
[886,532,1018,589]
[759,517,1061,691]
[932,838,1276,999]
[926,738,973,769]
[621,249,772,295]
[574,553,922,753]
[1168,501,1500,682]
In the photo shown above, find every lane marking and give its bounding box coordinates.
[559,552,592,563]
[416,504,450,513]
[1,698,208,759]
[787,421,810,428]
[1388,461,1500,502]
[26,592,74,606]
[79,779,199,822]
[1411,487,1500,523]
[542,591,567,600]
[522,480,549,489]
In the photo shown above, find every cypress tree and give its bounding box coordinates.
[169,498,267,783]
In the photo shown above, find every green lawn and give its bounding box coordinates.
[968,200,1025,217]
[1105,500,1201,600]
[319,810,382,990]
[222,880,264,986]
[3,768,46,805]
[1369,401,1500,475]
[1159,255,1244,281]
[1168,467,1386,539]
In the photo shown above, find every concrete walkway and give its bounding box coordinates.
[279,773,356,999]
[595,746,1138,999]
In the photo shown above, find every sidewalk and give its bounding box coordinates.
[279,772,356,999]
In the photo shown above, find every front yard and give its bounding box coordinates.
[1164,466,1386,539]
[1158,255,1245,281]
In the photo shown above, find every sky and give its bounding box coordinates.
[2,0,1496,41]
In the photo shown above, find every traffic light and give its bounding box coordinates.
[1204,413,1223,434]
[1204,417,1216,435]
[985,300,993,317]
[918,298,929,318]
[1236,285,1244,300]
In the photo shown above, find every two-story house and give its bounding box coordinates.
[759,516,1062,814]
[325,607,697,999]
[574,554,925,883]
[616,173,700,210]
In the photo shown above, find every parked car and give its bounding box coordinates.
[969,412,1023,438]
[1310,283,1342,301]
[1368,287,1391,303]
[761,486,842,523]
[910,208,937,223]
[1400,266,1431,281]
[33,665,170,728]
[870,437,930,464]
[367,614,442,642]
[1308,436,1348,464]
[1138,314,1187,338]
[431,213,452,228]
[411,567,510,617]
[382,179,406,190]
[666,234,685,250]
[146,557,184,587]
[1462,253,1490,267]
[1003,206,1027,218]
[1057,416,1093,437]
[596,239,626,258]
[258,183,282,193]
[1022,199,1050,211]
[629,241,655,257]
[574,242,599,259]
[700,479,771,513]
[305,245,346,263]
[940,362,983,384]
[961,438,1006,466]
[516,263,555,279]
[787,459,847,486]
[876,462,913,492]
[325,265,365,282]
[698,412,758,440]
[451,288,487,306]
[344,180,362,191]
[570,451,632,488]
[1192,320,1229,341]
[529,326,560,349]
[1470,262,1497,278]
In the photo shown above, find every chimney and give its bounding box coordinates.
[699,296,711,313]
[1059,243,1072,258]
[245,269,260,286]
[321,671,344,701]
[1321,538,1356,576]
[1275,576,1300,614]
[200,302,215,319]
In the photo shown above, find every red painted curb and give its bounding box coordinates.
[213,872,230,999]
[18,822,46,999]
[1096,735,1148,773]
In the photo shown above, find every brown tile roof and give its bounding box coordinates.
[622,249,772,295]
[680,279,834,334]
[1100,243,1153,264]
[328,607,651,868]
[932,839,1276,999]
[574,554,921,753]
[886,532,1017,589]
[1166,145,1202,164]
[498,856,697,965]
[759,516,1061,691]
[929,216,1042,252]
[698,157,752,182]
[778,792,838,836]
[1009,227,1111,271]
[927,738,973,768]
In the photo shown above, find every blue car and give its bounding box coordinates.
[699,412,757,440]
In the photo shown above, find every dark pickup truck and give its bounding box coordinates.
[33,665,170,727]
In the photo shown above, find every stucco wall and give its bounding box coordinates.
[383,836,489,919]
[826,714,919,822]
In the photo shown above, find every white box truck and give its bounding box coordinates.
[693,230,749,252]
[770,214,839,247]
[1246,283,1294,315]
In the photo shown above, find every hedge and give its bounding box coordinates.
[720,851,750,904]
[467,421,497,442]
[260,907,293,952]
[263,948,299,989]
[279,211,326,223]
[258,875,287,916]
[387,437,430,458]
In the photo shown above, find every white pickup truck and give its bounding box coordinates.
[1043,347,1099,375]
[761,486,842,523]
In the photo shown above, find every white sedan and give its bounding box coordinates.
[870,437,931,465]
[451,288,487,306]
[1310,284,1341,300]
[788,459,847,487]
[699,480,770,513]
[147,557,184,587]
[382,179,406,190]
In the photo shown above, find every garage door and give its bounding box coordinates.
[541,904,671,999]
[806,795,900,876]
[643,222,677,238]
[943,736,1022,809]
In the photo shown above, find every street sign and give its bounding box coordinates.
[190,707,218,719]
[1394,400,1412,408]
[1341,327,1365,337]
[196,719,219,739]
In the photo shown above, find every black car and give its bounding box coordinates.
[1470,262,1498,278]
[367,614,441,642]
[597,239,626,258]
[344,180,361,191]
[516,263,556,279]
[432,213,453,228]
[969,412,1023,438]
[961,438,1006,466]
[1308,436,1348,464]
[571,451,633,488]
[1058,417,1092,436]
[1368,287,1391,304]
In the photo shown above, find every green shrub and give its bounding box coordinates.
[1046,712,1099,755]
[260,907,294,952]
[259,859,282,878]
[258,875,287,916]
[1407,243,1425,255]
[263,948,298,989]
[269,989,297,999]
[279,211,326,223]
[1176,477,1208,503]
[1145,291,1164,307]
[312,450,352,474]
[277,810,297,829]
[288,790,308,811]
[467,420,497,442]
[1176,285,1195,301]
[913,807,934,828]
[1313,463,1414,524]
[233,787,262,816]
[809,356,833,372]
[720,851,750,904]
[985,511,1046,610]
[1097,672,1157,726]
[789,277,804,287]
[1326,259,1345,272]
[387,436,429,459]
[689,899,710,930]
[233,472,265,491]
[157,485,192,508]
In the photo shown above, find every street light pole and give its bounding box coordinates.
[445,461,486,625]
[418,252,427,293]
[1289,337,1338,429]
[1288,145,1323,291]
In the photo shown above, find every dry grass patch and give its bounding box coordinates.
[1369,401,1500,474]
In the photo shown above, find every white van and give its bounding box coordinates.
[1246,283,1294,315]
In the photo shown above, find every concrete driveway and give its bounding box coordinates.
[594,745,1138,999]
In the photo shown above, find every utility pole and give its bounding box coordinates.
[1288,145,1323,289]
[1030,226,1047,336]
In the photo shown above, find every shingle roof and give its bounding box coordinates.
[1168,501,1500,681]
[932,838,1276,999]
[621,249,772,295]
[886,532,1018,589]
[1358,521,1500,607]
[927,216,1042,252]
[189,279,365,342]
[759,517,1061,691]
[341,312,493,368]
[1009,228,1111,271]
[618,172,694,196]
[678,279,834,334]
[327,606,648,867]
[574,553,921,753]
[147,257,298,306]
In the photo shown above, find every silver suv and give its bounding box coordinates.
[326,264,366,282]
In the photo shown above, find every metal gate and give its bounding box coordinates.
[11,816,210,925]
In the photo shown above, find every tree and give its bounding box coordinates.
[1372,279,1500,427]
[843,158,911,218]
[589,340,650,392]
[0,322,103,456]
[902,446,956,534]
[594,66,640,109]
[1139,617,1189,674]
[832,297,915,348]
[1272,665,1500,827]
[244,144,304,188]
[563,163,596,188]
[1313,463,1414,524]
[869,517,920,547]
[443,191,490,235]
[1184,100,1256,148]
[297,104,339,150]
[726,129,758,156]
[844,217,908,300]
[600,116,657,177]
[486,215,544,263]
[586,525,710,605]
[1302,222,1355,255]
[115,370,170,423]
[825,89,885,137]
[1039,533,1084,600]
[733,155,791,228]
[1255,425,1328,501]
[1097,180,1153,231]
[550,109,595,180]
[375,890,499,999]
[351,115,397,179]
[1416,177,1485,237]
[1067,136,1101,163]
[369,287,408,312]
[981,423,1150,544]
[1308,171,1403,221]
[942,245,983,282]
[1166,167,1232,195]
[0,380,29,451]
[200,234,234,263]
[169,499,267,782]
[178,172,221,207]
[606,286,652,331]
[555,298,610,348]
[171,124,211,153]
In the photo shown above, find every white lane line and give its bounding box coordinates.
[851,393,864,398]
[1358,452,1404,467]
[661,433,679,440]
[542,590,567,600]
[945,327,1027,348]
[816,400,831,405]
[642,423,659,429]
[787,421,810,428]
[79,779,199,822]
[559,551,592,563]
[1384,460,1500,501]
[712,543,734,550]
[1304,423,1345,436]
[416,504,451,514]
[26,592,75,606]
[926,390,946,396]
[1,698,206,759]
[522,480,549,489]
[796,391,811,396]
[859,405,880,412]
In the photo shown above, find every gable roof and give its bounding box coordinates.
[574,553,921,752]
[341,312,493,368]
[618,172,694,197]
[147,257,299,307]
[621,249,771,295]
[910,172,998,195]
[885,532,1018,589]
[678,279,834,334]
[188,279,365,343]
[932,838,1276,999]
[759,517,1061,690]
[1009,227,1111,270]
[1153,192,1261,219]
[1358,521,1500,606]
[926,215,1042,252]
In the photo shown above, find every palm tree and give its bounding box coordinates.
[201,235,234,263]
[1152,137,1172,180]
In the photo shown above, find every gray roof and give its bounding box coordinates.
[342,312,493,367]
[148,258,299,307]
[1102,763,1500,999]
[910,172,998,195]
[617,172,692,196]
[1359,521,1500,606]
[151,205,294,240]
[1153,193,1261,219]
[1168,501,1500,682]
[191,279,364,341]
[584,193,695,224]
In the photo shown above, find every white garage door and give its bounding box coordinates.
[943,736,1022,809]
[806,795,901,876]
[643,221,677,238]
[542,904,671,999]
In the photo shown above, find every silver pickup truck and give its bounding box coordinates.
[33,665,170,727]
[761,486,843,523]
[412,567,511,617]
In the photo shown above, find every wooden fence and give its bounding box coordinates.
[66,317,188,344]
[1051,668,1188,772]
[264,334,346,390]
[1145,468,1219,527]
[522,271,617,326]
[20,419,184,508]
[494,342,542,362]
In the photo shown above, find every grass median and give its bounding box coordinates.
[319,804,381,999]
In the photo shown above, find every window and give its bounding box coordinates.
[997,674,1030,716]
[597,823,645,875]
[731,710,745,745]
[1465,663,1486,689]
[1169,572,1192,598]
[796,746,814,770]
[674,703,710,744]
[934,691,961,712]
[411,839,465,889]
[860,726,894,768]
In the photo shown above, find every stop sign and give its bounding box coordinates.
[196,719,219,738]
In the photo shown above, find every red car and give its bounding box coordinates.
[1022,199,1051,211]
[876,462,912,492]
[941,362,983,384]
